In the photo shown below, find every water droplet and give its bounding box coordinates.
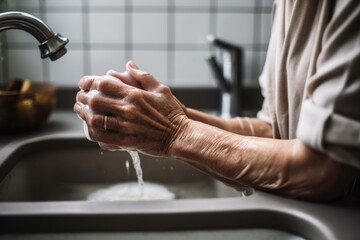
[125,160,130,176]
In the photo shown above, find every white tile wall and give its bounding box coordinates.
[49,50,84,86]
[174,50,213,87]
[5,29,35,44]
[132,12,168,45]
[45,0,82,7]
[7,49,44,81]
[175,13,210,45]
[88,0,125,7]
[46,12,84,44]
[0,0,273,88]
[217,13,254,46]
[218,0,254,7]
[260,13,272,45]
[89,13,125,44]
[133,0,167,7]
[132,50,168,84]
[90,50,126,76]
[5,0,39,7]
[174,0,211,7]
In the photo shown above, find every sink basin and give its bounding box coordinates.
[0,135,359,240]
[0,138,249,201]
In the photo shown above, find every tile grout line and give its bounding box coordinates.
[82,0,91,75]
[167,0,175,85]
[125,0,133,63]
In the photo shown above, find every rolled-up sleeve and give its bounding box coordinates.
[297,1,360,169]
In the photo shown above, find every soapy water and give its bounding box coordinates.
[86,149,175,201]
[87,182,175,201]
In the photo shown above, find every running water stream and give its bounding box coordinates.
[87,149,175,201]
[127,150,144,197]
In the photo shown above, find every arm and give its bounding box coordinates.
[169,118,356,201]
[186,108,273,138]
[74,61,357,201]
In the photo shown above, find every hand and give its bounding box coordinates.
[106,61,189,116]
[74,61,189,156]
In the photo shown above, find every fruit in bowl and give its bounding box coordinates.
[0,78,56,133]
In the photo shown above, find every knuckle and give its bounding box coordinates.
[88,94,101,108]
[157,84,170,94]
[97,79,110,92]
[140,72,152,79]
[75,91,82,102]
[139,72,155,83]
[76,91,89,103]
[119,104,136,120]
[126,89,142,102]
[80,76,95,90]
[88,115,99,128]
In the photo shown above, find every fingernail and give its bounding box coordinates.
[129,61,138,69]
[74,102,82,113]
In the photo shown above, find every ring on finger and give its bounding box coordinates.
[103,115,108,130]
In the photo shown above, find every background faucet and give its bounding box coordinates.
[206,35,243,118]
[0,11,69,61]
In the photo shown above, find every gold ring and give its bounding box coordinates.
[104,115,108,130]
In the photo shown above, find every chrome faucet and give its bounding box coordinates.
[0,11,69,61]
[207,35,243,118]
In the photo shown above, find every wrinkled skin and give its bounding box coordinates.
[74,61,358,201]
[74,61,187,156]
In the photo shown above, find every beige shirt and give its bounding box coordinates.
[257,0,360,169]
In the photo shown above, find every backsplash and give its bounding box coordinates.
[0,0,272,88]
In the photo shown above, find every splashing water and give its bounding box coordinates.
[88,150,175,201]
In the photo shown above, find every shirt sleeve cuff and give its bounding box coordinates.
[297,99,360,169]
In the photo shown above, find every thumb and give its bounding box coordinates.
[126,61,161,91]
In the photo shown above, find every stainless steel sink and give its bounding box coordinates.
[0,135,359,240]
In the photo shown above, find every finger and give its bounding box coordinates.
[79,75,135,98]
[98,142,123,151]
[73,102,85,119]
[86,126,134,149]
[74,102,105,130]
[76,90,123,116]
[78,75,98,91]
[73,102,94,121]
[106,69,143,89]
[126,61,161,91]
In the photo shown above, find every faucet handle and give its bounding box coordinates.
[207,35,242,53]
[206,55,231,92]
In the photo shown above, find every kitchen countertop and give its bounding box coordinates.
[0,110,360,239]
[0,111,84,150]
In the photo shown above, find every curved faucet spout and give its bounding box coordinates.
[0,11,69,61]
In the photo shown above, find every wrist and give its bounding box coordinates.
[165,117,193,157]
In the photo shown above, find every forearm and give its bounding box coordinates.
[186,108,273,138]
[169,119,357,201]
